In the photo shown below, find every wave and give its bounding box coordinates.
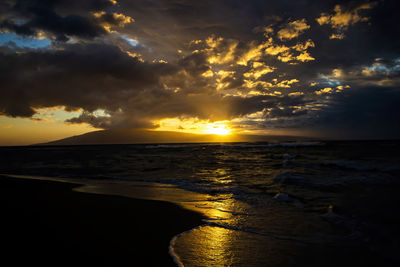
[267,141,325,147]
[322,160,400,172]
[169,223,209,267]
[273,172,304,183]
[202,221,356,245]
[273,193,304,208]
[145,144,203,149]
[169,233,186,267]
[146,141,325,149]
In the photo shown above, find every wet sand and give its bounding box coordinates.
[0,175,204,267]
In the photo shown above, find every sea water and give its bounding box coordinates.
[1,140,399,266]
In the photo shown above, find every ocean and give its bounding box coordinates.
[1,140,400,266]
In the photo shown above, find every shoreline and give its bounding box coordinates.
[0,174,205,266]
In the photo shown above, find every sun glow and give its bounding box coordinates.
[205,123,231,135]
[155,118,232,135]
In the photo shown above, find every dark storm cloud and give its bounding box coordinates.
[1,0,399,138]
[308,86,400,139]
[0,41,294,128]
[0,42,175,117]
[0,0,130,41]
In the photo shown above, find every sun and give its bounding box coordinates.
[206,124,231,135]
[155,118,233,136]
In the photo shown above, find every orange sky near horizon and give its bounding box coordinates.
[0,107,296,145]
[0,108,95,146]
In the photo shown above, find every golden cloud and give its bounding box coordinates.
[296,51,315,62]
[288,92,304,96]
[266,38,315,63]
[237,41,268,66]
[317,2,376,38]
[329,33,345,39]
[315,87,333,95]
[277,19,310,40]
[93,11,134,32]
[243,62,275,79]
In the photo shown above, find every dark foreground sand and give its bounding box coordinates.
[0,175,204,267]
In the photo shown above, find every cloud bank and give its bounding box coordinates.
[1,0,399,138]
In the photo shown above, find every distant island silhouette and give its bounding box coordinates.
[36,129,311,146]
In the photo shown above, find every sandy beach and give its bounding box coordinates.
[0,175,204,267]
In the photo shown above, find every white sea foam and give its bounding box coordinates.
[169,233,186,267]
[169,223,209,267]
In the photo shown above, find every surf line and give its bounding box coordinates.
[168,223,210,267]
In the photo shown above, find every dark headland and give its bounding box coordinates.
[0,175,204,267]
[35,129,311,146]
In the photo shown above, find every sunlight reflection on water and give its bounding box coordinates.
[2,174,341,266]
[4,139,399,266]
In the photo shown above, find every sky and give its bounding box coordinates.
[0,0,399,145]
